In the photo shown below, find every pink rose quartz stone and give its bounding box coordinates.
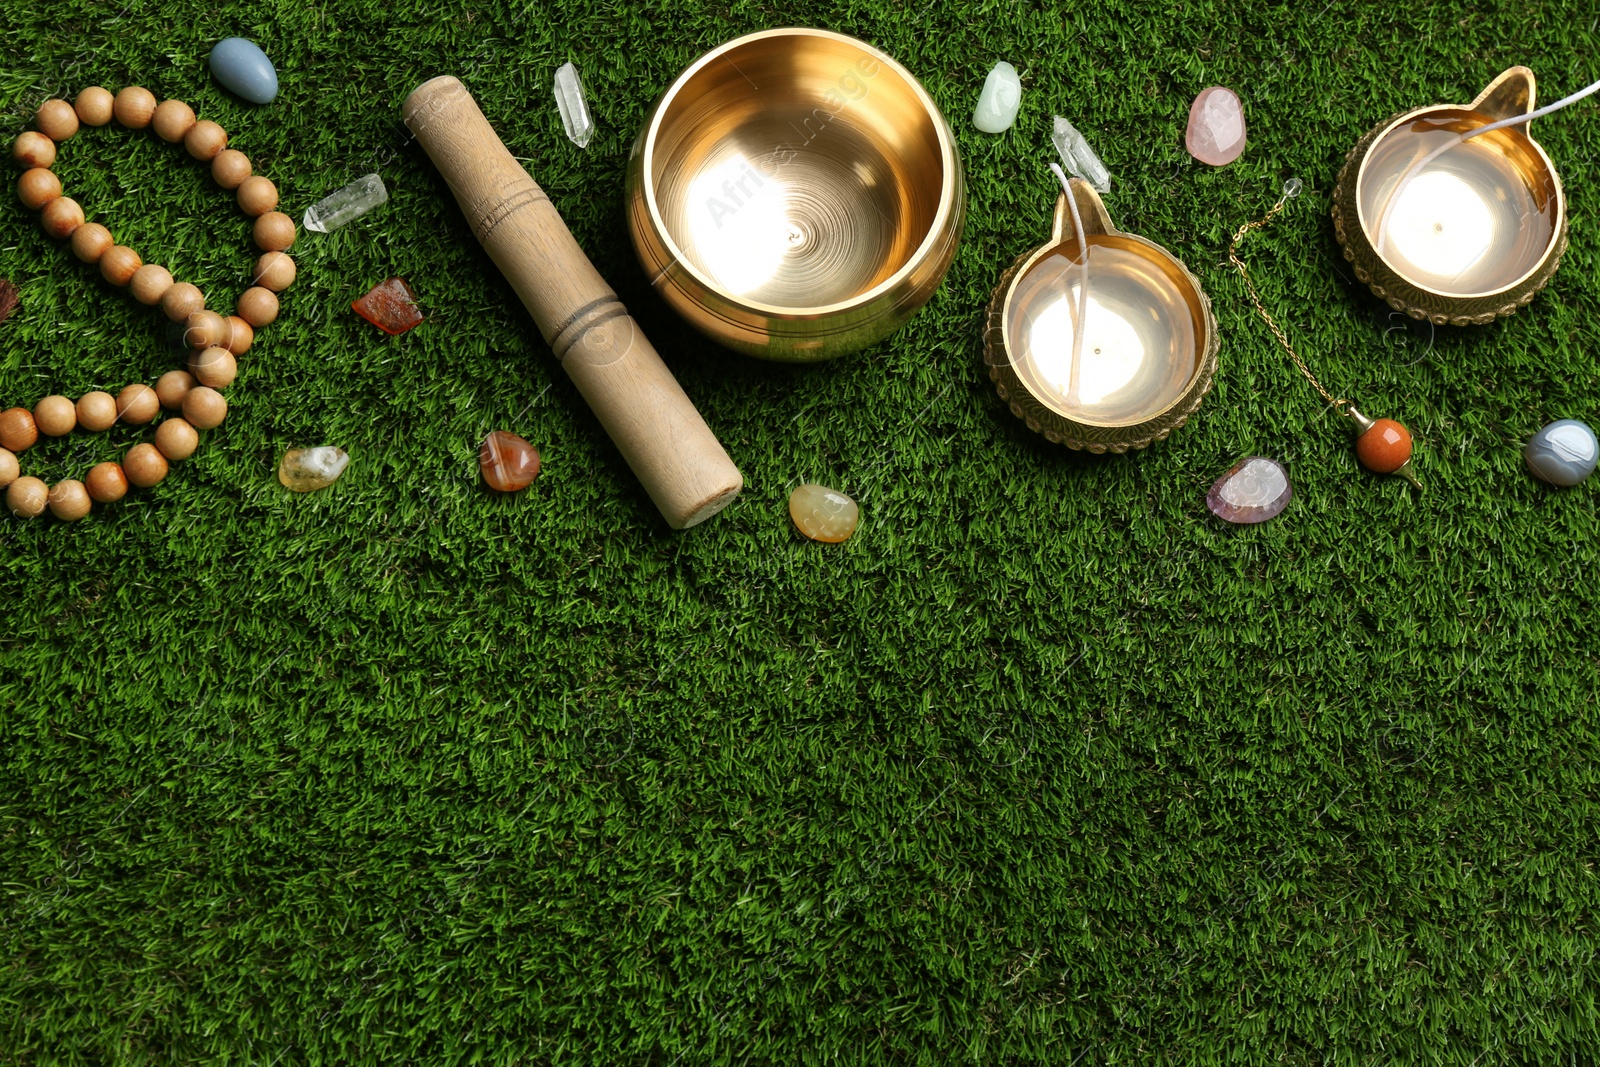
[1207,456,1291,524]
[1186,86,1246,166]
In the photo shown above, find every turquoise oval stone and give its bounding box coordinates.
[209,37,278,104]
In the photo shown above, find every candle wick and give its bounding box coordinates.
[1049,162,1092,407]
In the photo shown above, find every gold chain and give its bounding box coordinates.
[1226,187,1346,412]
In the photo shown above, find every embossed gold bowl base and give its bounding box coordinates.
[626,28,964,362]
[1333,66,1567,326]
[984,179,1218,452]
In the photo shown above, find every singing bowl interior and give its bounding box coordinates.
[1005,236,1207,427]
[643,30,951,312]
[1357,109,1561,298]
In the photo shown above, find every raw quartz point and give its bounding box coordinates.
[279,446,350,492]
[353,277,423,335]
[1185,86,1247,166]
[303,173,388,233]
[0,278,17,325]
[973,61,1022,133]
[479,431,541,491]
[554,62,594,148]
[789,483,859,543]
[1207,456,1291,524]
[1051,115,1111,194]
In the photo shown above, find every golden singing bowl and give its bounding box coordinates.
[1332,66,1567,326]
[983,179,1218,452]
[625,28,965,362]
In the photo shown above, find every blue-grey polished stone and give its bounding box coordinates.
[210,37,279,104]
[1524,419,1598,487]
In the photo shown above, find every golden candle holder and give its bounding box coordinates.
[625,28,965,362]
[983,179,1218,452]
[1332,66,1568,326]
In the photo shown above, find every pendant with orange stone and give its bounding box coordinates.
[1345,405,1422,491]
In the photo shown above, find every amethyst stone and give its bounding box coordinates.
[1207,456,1291,524]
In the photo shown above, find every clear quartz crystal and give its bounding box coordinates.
[302,174,388,233]
[554,62,594,148]
[1051,116,1111,194]
[1283,177,1303,198]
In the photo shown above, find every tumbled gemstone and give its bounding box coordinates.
[0,278,17,325]
[278,446,350,492]
[1525,419,1598,487]
[1185,86,1246,166]
[352,277,423,335]
[479,431,540,491]
[973,61,1021,133]
[789,483,859,543]
[1206,457,1291,524]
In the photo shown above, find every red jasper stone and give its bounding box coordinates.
[352,277,423,336]
[479,431,540,492]
[1356,418,1413,473]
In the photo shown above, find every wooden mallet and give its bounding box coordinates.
[402,75,743,529]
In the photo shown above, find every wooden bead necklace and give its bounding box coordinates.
[2,85,295,521]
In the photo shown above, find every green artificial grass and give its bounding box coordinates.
[3,0,1599,1062]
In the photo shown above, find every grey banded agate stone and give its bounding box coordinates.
[1525,419,1598,487]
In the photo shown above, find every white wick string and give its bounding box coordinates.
[1373,74,1600,256]
[1049,162,1091,407]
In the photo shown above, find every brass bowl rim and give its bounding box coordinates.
[639,26,961,319]
[999,232,1212,429]
[1353,103,1566,301]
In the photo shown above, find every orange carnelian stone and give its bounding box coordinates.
[479,431,540,491]
[352,277,423,336]
[1356,418,1412,473]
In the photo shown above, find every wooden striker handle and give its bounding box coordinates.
[402,75,743,529]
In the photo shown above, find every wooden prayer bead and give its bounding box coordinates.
[113,87,157,129]
[0,447,17,488]
[100,245,142,286]
[12,131,56,169]
[86,461,128,502]
[184,119,227,161]
[40,196,84,239]
[161,282,205,322]
[7,476,48,517]
[155,417,199,460]
[189,346,237,388]
[129,263,175,305]
[224,315,253,355]
[76,391,118,431]
[36,100,80,141]
[183,310,227,350]
[155,370,195,409]
[47,479,91,521]
[253,251,296,292]
[116,383,159,425]
[253,211,296,252]
[33,395,77,436]
[71,222,113,263]
[151,99,196,143]
[182,386,227,430]
[211,149,251,190]
[236,286,279,327]
[123,443,168,487]
[17,168,62,209]
[74,87,115,127]
[0,407,39,452]
[236,175,277,216]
